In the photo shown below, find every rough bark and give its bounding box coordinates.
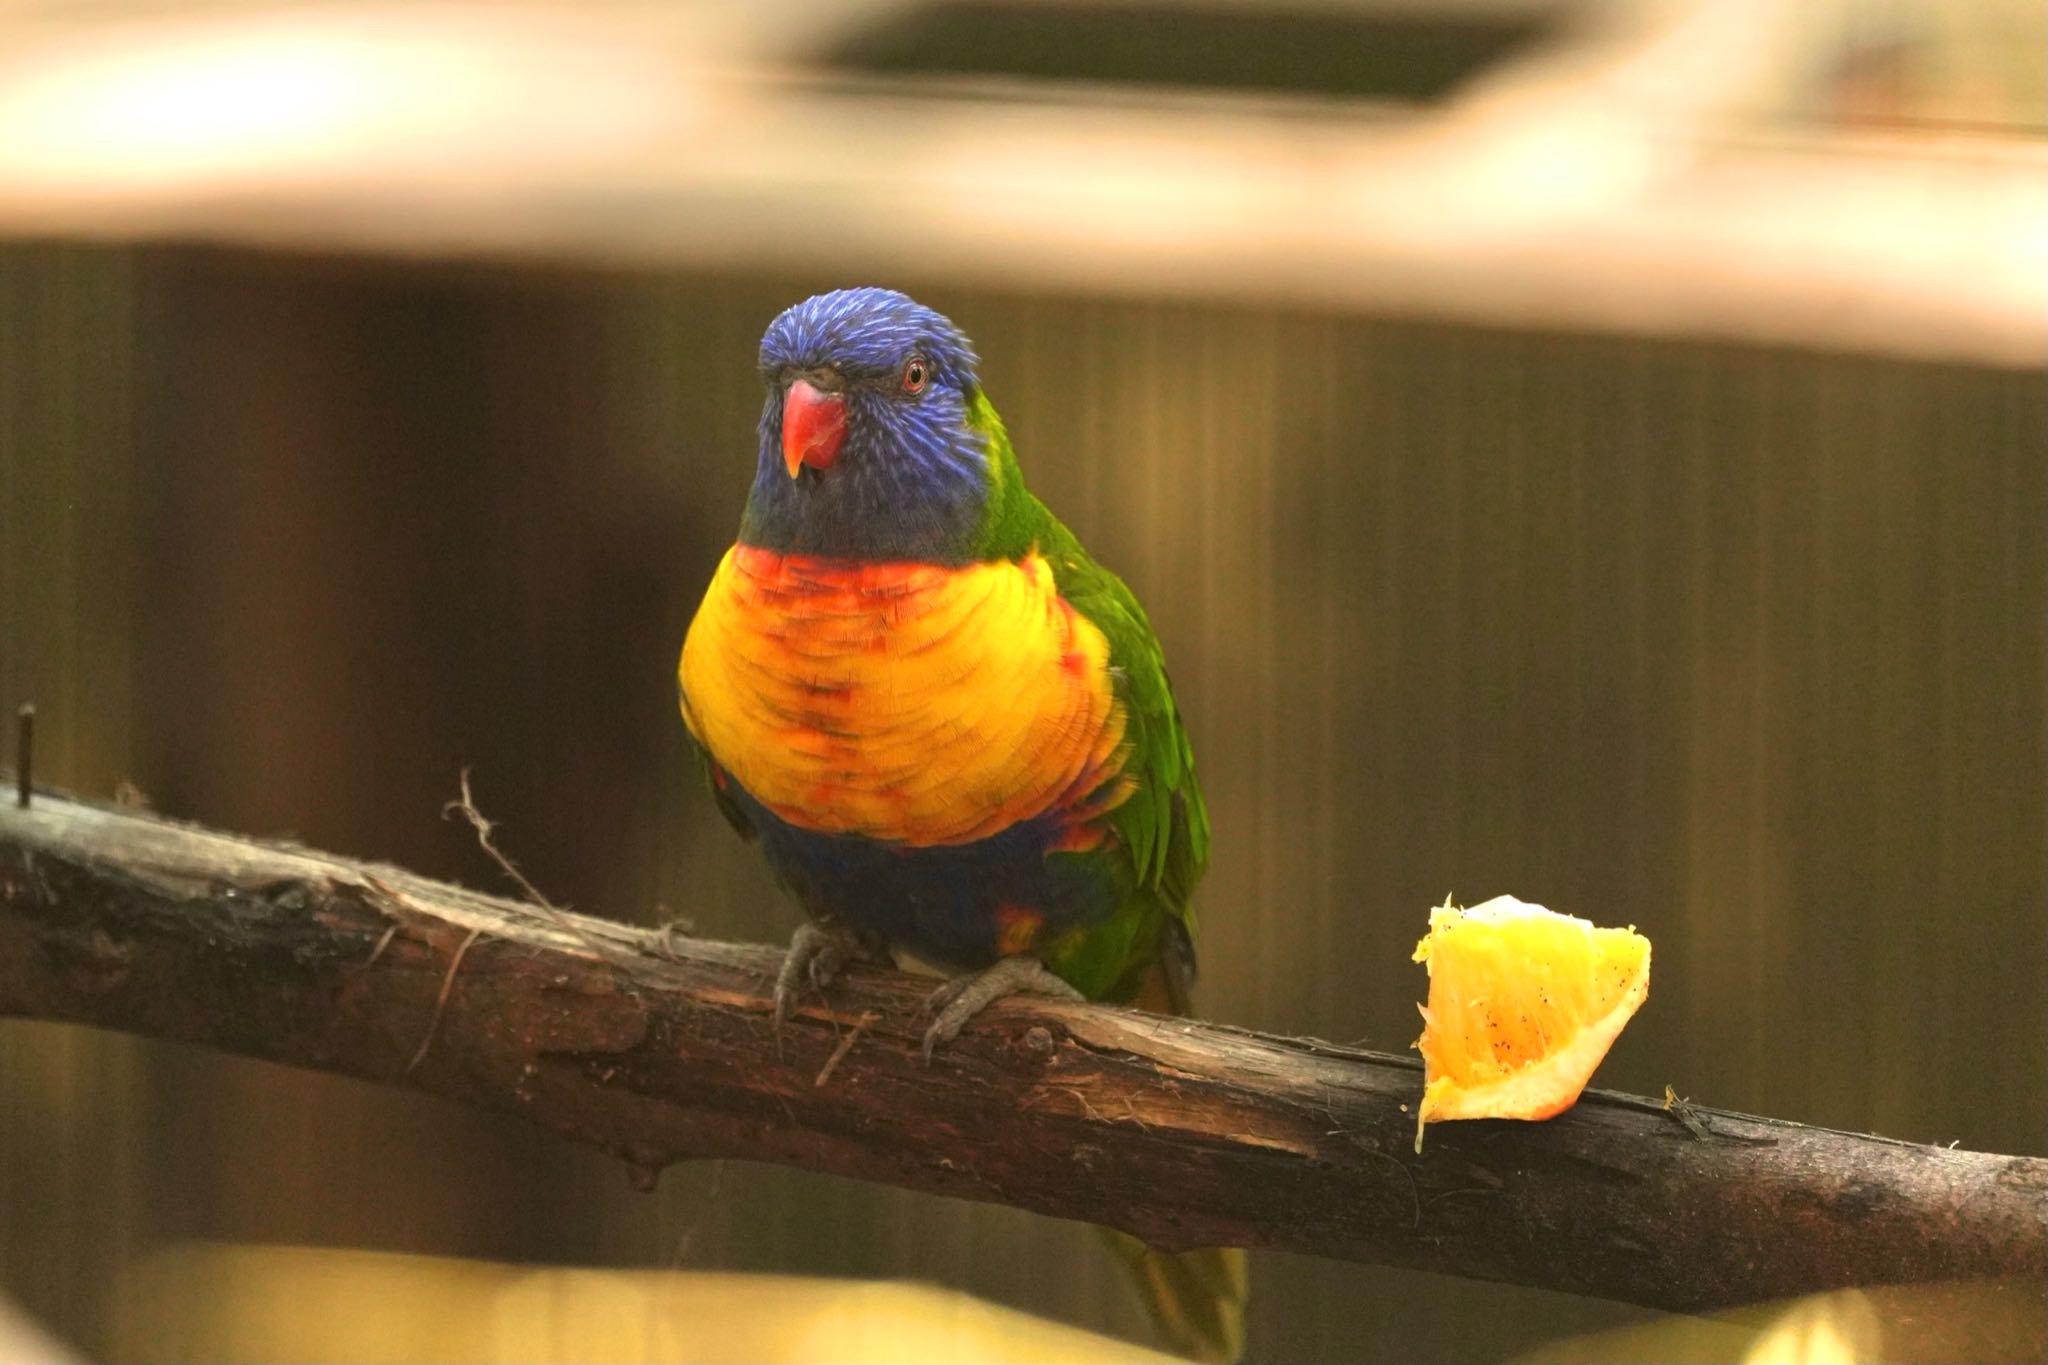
[1,790,2041,1312]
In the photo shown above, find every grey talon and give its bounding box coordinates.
[919,956,1082,1063]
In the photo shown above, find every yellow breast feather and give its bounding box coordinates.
[680,545,1130,846]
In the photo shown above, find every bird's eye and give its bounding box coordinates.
[901,357,928,394]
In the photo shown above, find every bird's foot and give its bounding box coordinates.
[773,920,876,1031]
[921,956,1082,1063]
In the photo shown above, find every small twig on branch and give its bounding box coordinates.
[407,924,484,1074]
[815,1011,879,1088]
[0,790,2043,1317]
[362,923,399,971]
[1663,1084,1715,1142]
[442,768,646,985]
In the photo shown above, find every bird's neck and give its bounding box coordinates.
[738,389,1041,566]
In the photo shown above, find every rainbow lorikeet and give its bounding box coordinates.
[678,288,1244,1362]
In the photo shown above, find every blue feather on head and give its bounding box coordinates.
[741,288,992,564]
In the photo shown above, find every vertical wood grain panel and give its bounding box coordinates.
[0,245,2040,1363]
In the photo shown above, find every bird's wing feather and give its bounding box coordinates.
[1042,531,1210,922]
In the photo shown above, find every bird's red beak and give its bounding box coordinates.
[782,378,846,479]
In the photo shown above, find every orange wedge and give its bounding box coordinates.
[1411,895,1650,1153]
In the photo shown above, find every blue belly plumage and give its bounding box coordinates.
[722,779,1118,969]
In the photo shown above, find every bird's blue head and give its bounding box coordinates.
[740,287,991,563]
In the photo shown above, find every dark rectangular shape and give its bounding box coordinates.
[822,1,1566,104]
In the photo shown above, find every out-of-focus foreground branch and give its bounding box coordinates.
[1,789,2042,1313]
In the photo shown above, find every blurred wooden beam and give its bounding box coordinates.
[1,788,2043,1313]
[117,1245,1186,1364]
[0,3,2041,366]
[0,1291,85,1365]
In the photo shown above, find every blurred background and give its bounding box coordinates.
[1,0,2044,1361]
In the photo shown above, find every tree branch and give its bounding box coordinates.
[1,790,2041,1312]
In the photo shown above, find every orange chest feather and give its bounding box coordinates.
[678,545,1130,846]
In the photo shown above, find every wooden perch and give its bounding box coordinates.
[1,789,2042,1313]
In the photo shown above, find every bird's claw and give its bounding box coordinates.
[920,956,1082,1064]
[772,921,866,1031]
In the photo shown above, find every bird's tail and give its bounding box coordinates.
[1105,921,1248,1363]
[1100,1232,1249,1364]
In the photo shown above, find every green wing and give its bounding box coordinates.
[1039,519,1211,1003]
[1050,538,1210,908]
